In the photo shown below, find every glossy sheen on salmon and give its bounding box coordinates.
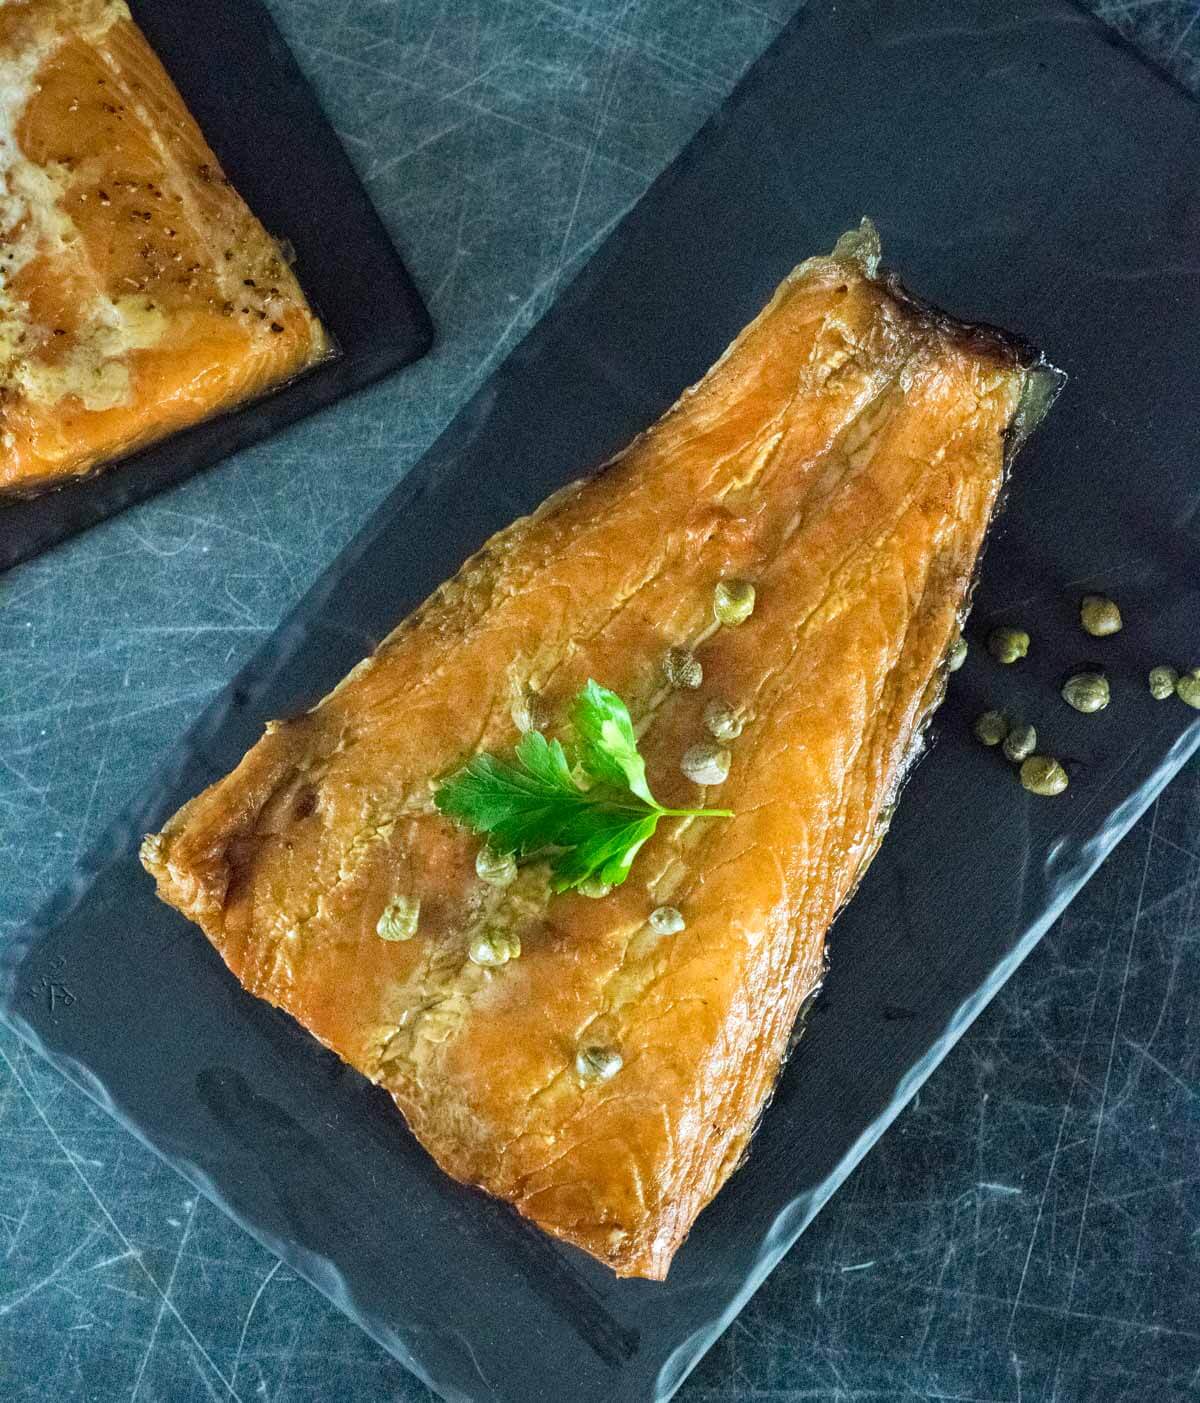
[142,225,1058,1279]
[0,0,328,498]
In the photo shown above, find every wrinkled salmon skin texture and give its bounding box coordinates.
[0,0,328,497]
[142,223,1059,1279]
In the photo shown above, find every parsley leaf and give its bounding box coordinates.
[433,679,732,893]
[572,679,657,804]
[551,813,661,890]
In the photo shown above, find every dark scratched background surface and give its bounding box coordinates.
[2,2,1199,1400]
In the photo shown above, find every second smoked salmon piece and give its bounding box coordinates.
[0,0,329,498]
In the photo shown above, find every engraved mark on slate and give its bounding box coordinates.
[25,956,77,1013]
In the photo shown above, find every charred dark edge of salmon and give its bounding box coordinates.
[875,270,1066,456]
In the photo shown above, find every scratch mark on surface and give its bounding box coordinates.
[1061,805,1158,1314]
[0,1047,244,1403]
[0,1230,102,1316]
[1004,813,1154,1337]
[129,1194,199,1401]
[470,201,628,383]
[88,1249,137,1273]
[1,1189,35,1259]
[231,1259,281,1390]
[1123,1037,1198,1103]
[543,0,637,305]
[1170,6,1200,55]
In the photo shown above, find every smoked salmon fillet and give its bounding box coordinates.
[142,223,1060,1279]
[0,0,328,498]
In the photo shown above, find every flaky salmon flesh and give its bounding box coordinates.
[0,0,328,498]
[142,222,1059,1279]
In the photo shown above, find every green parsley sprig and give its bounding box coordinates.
[434,679,732,893]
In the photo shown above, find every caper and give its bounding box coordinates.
[681,740,731,786]
[703,698,744,741]
[575,1045,622,1082]
[649,905,685,935]
[1148,665,1179,701]
[946,636,968,672]
[377,896,420,942]
[512,688,549,734]
[468,927,520,967]
[578,876,613,899]
[713,579,756,627]
[1002,723,1037,764]
[664,646,702,690]
[1080,595,1122,637]
[1020,755,1069,796]
[987,627,1030,664]
[1177,668,1200,709]
[973,710,1008,747]
[475,846,517,887]
[1062,671,1110,714]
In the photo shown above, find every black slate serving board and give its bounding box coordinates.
[0,0,432,571]
[3,1,1199,1400]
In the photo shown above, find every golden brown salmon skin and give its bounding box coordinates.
[0,0,328,498]
[142,222,1060,1280]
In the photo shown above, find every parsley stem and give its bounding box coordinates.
[597,802,735,819]
[657,807,734,819]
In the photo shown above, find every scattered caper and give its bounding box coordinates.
[973,710,1009,747]
[946,636,968,672]
[1002,723,1037,764]
[578,876,614,899]
[377,896,420,942]
[1020,755,1069,796]
[649,905,685,935]
[1177,668,1200,710]
[681,740,731,786]
[987,627,1030,664]
[703,698,744,741]
[475,846,517,887]
[1080,595,1122,637]
[664,645,702,690]
[468,927,521,967]
[713,579,756,627]
[1148,665,1179,701]
[1061,671,1110,714]
[575,1045,622,1082]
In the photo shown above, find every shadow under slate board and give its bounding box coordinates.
[0,0,432,571]
[3,1,1200,1401]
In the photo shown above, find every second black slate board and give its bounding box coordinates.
[0,0,432,572]
[3,1,1200,1400]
